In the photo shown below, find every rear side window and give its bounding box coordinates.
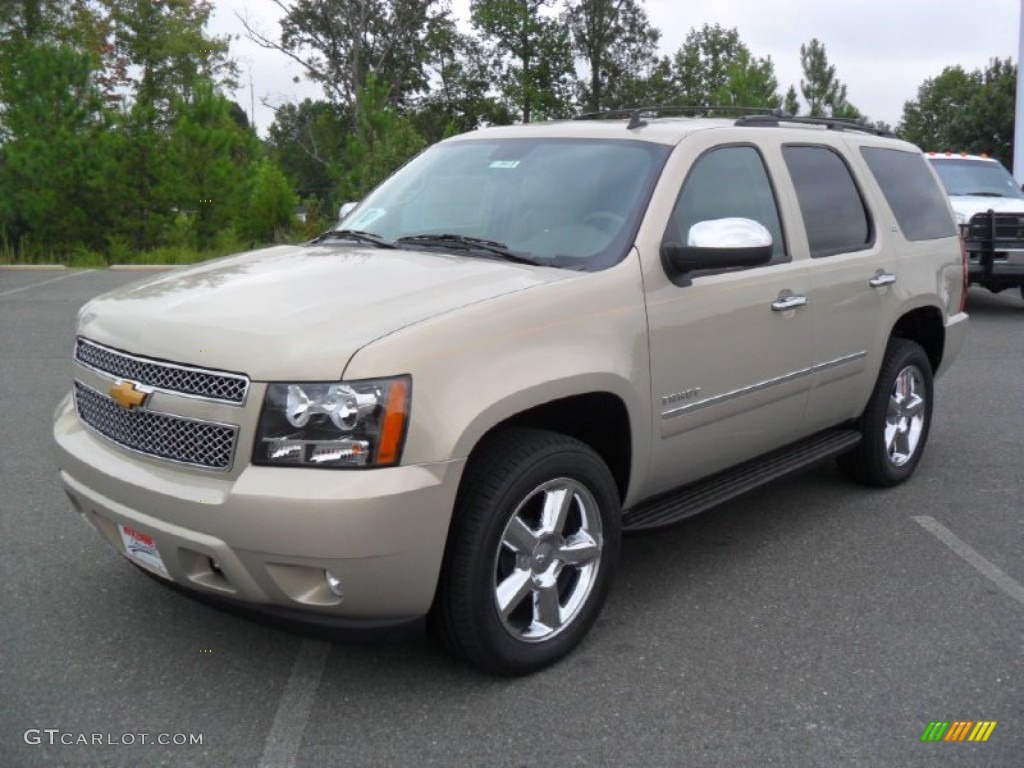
[783,145,871,257]
[861,148,957,241]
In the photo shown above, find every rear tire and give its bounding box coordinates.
[838,338,933,487]
[431,428,620,675]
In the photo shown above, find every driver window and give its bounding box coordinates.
[664,145,787,262]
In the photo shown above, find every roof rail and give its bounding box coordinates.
[573,105,788,130]
[734,114,895,138]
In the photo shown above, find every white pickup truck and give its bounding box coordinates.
[926,152,1024,299]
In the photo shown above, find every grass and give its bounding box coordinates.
[0,239,274,268]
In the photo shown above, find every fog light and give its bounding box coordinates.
[325,570,344,598]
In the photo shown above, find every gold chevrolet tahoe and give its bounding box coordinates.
[53,110,969,675]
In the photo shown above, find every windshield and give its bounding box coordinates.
[929,158,1024,199]
[337,137,671,270]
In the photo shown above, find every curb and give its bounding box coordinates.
[0,264,68,271]
[1,264,179,271]
[109,265,179,271]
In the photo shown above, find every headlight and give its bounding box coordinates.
[254,376,410,468]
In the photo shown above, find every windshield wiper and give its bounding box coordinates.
[311,229,396,248]
[395,233,543,265]
[957,191,1007,197]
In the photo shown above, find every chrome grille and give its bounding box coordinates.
[75,338,249,404]
[74,381,238,471]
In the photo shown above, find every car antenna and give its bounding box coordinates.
[627,109,647,130]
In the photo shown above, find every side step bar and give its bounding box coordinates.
[622,429,862,531]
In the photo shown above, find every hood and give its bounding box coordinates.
[78,244,570,380]
[948,195,1024,221]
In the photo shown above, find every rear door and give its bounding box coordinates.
[779,142,899,429]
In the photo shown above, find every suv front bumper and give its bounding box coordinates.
[53,394,464,620]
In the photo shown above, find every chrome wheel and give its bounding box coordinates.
[885,365,926,467]
[493,478,603,643]
[838,338,934,487]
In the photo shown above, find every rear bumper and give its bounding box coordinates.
[53,394,464,620]
[937,311,969,379]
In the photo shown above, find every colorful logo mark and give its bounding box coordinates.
[920,721,997,742]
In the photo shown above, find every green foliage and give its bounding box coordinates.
[667,24,781,109]
[266,99,350,208]
[471,0,575,122]
[104,0,236,114]
[167,80,259,248]
[341,77,427,199]
[413,16,515,141]
[266,0,445,111]
[0,0,278,264]
[712,49,782,109]
[799,38,859,118]
[784,85,800,115]
[565,0,660,112]
[0,39,109,251]
[672,23,745,105]
[242,158,298,244]
[900,58,1016,166]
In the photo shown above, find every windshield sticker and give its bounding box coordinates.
[347,208,386,229]
[489,160,521,169]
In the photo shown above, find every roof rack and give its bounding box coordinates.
[573,105,788,130]
[734,114,895,138]
[572,106,895,138]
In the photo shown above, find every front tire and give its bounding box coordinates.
[432,428,621,675]
[838,338,934,487]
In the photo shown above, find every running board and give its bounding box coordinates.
[622,429,862,531]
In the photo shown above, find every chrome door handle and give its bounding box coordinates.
[771,294,808,311]
[869,271,897,288]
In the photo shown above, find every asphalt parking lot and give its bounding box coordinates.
[1,267,1021,767]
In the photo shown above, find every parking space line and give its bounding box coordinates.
[0,270,87,298]
[913,515,1024,606]
[258,640,330,768]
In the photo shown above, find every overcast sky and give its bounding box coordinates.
[209,0,1021,136]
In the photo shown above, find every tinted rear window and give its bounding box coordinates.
[783,145,871,257]
[862,148,957,241]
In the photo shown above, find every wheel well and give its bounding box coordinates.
[476,393,632,502]
[890,307,944,373]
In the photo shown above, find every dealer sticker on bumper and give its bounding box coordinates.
[117,524,170,579]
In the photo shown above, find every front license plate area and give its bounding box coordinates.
[118,524,170,579]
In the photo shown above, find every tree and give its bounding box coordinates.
[266,99,350,205]
[900,58,1016,167]
[341,75,426,199]
[712,49,781,109]
[167,80,259,248]
[799,38,859,118]
[471,0,575,122]
[564,0,660,113]
[412,15,515,140]
[784,84,799,115]
[671,23,745,105]
[242,157,297,243]
[0,39,109,252]
[103,0,236,118]
[243,0,445,116]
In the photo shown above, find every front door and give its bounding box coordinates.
[642,140,814,496]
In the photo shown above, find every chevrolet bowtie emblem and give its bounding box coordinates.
[109,380,148,410]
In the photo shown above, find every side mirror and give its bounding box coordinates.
[338,201,358,222]
[661,217,773,286]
